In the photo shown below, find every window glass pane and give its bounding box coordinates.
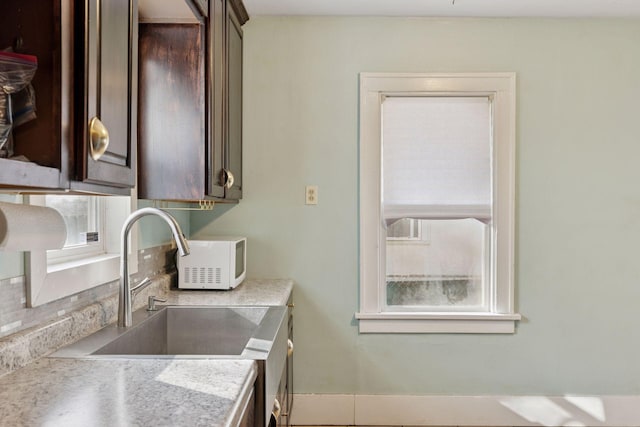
[385,219,487,309]
[45,195,98,248]
[382,96,492,311]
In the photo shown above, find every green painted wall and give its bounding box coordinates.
[191,17,640,395]
[137,200,191,249]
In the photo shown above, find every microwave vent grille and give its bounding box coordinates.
[183,267,220,285]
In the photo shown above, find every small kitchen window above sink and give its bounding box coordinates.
[26,195,136,307]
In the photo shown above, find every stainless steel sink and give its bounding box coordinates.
[96,306,258,355]
[51,305,287,360]
[51,305,288,427]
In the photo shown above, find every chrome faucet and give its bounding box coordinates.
[118,207,190,327]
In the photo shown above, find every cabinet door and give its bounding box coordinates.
[224,2,243,200]
[0,0,68,190]
[138,23,206,200]
[207,0,226,198]
[75,0,136,189]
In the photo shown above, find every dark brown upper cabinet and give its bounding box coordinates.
[0,0,137,195]
[220,0,248,200]
[74,0,137,192]
[137,0,248,202]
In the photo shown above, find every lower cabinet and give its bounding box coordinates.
[269,296,294,427]
[283,296,294,426]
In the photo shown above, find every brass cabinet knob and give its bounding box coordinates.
[287,339,294,357]
[220,168,235,189]
[225,169,235,189]
[89,116,109,161]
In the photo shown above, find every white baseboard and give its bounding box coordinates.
[290,394,640,426]
[290,394,355,425]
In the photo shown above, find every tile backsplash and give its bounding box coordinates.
[0,243,177,339]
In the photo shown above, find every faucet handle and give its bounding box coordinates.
[147,295,167,311]
[130,276,152,296]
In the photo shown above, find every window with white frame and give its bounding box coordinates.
[27,195,134,307]
[356,73,520,333]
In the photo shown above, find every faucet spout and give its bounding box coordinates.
[118,207,190,327]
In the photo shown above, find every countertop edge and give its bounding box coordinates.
[225,361,259,427]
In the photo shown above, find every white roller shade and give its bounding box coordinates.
[382,96,492,223]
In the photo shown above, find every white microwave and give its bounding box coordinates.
[178,237,247,290]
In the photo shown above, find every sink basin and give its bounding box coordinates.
[51,305,287,360]
[97,306,267,356]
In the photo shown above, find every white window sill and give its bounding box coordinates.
[47,253,120,273]
[355,312,521,334]
[27,252,121,307]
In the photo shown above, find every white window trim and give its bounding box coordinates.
[356,72,520,334]
[25,194,137,307]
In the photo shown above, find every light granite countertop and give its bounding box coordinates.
[0,358,257,427]
[0,278,293,376]
[164,278,294,306]
[0,278,294,426]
